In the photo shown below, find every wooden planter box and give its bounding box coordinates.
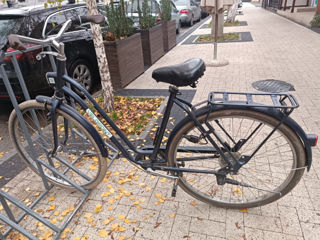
[140,24,164,66]
[104,33,144,90]
[162,20,176,52]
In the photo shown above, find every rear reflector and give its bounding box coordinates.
[306,134,318,147]
[180,9,190,14]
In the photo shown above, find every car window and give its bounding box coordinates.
[127,0,160,14]
[44,7,88,37]
[170,2,178,13]
[173,0,188,7]
[0,17,25,49]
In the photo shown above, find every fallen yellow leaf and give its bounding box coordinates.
[41,231,53,239]
[124,218,130,224]
[49,196,55,201]
[240,208,248,213]
[84,213,92,219]
[101,192,110,197]
[191,201,197,206]
[46,204,56,212]
[94,204,102,213]
[169,214,175,218]
[112,223,119,230]
[118,215,125,220]
[233,187,243,194]
[99,229,108,237]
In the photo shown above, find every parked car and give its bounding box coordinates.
[126,0,181,34]
[173,0,201,26]
[194,0,209,18]
[0,1,106,101]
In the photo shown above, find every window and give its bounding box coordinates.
[43,7,88,37]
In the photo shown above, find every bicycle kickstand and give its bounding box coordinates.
[171,178,179,197]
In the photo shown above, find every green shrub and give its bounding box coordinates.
[160,0,171,22]
[105,0,134,40]
[137,0,157,29]
[310,14,320,27]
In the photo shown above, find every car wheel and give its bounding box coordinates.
[69,59,94,92]
[176,21,181,34]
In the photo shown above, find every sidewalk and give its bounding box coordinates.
[1,3,320,239]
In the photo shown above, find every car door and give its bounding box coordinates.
[170,1,180,30]
[191,0,200,20]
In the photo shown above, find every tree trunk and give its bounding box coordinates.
[317,0,320,15]
[211,13,224,38]
[86,0,114,112]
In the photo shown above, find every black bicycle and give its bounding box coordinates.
[6,16,318,208]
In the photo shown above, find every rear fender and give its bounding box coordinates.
[168,104,312,170]
[35,95,108,157]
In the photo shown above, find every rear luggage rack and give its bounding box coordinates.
[208,91,299,110]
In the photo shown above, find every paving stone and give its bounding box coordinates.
[189,217,225,238]
[170,214,191,239]
[297,208,320,224]
[177,201,210,219]
[225,209,244,240]
[300,222,320,240]
[278,205,302,236]
[244,213,282,232]
[209,206,227,223]
[263,231,304,240]
[245,227,264,240]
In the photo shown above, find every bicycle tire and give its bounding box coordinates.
[167,107,306,208]
[9,100,108,190]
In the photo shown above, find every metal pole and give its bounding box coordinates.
[213,0,219,60]
[0,65,51,190]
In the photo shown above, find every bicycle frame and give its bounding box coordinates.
[35,40,315,177]
[40,70,294,176]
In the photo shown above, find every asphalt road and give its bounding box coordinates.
[0,16,209,161]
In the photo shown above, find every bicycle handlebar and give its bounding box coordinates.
[7,14,105,51]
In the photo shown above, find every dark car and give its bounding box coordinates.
[194,0,209,18]
[0,1,106,101]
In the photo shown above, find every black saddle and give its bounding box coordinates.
[152,58,206,88]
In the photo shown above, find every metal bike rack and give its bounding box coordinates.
[0,47,91,240]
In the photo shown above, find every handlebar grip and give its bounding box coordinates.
[75,15,105,25]
[8,34,27,51]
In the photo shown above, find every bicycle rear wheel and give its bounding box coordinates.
[167,108,306,208]
[9,100,108,190]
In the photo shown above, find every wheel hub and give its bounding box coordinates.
[218,151,241,168]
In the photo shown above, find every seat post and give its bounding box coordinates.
[150,86,179,161]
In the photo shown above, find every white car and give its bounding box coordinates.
[127,0,181,34]
[173,0,201,26]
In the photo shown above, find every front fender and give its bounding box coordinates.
[35,95,108,157]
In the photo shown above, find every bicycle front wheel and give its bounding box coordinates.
[167,108,306,208]
[9,100,108,190]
